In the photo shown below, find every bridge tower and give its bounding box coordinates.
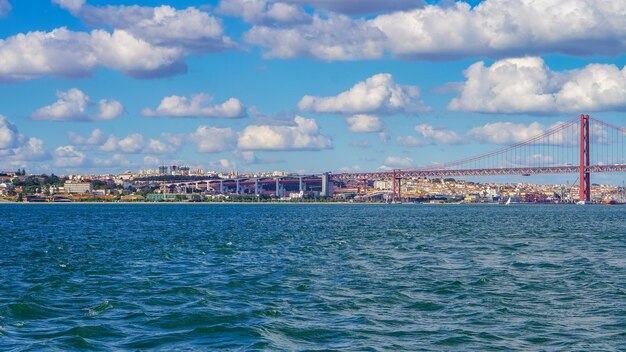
[321,172,333,197]
[579,114,591,202]
[392,169,402,203]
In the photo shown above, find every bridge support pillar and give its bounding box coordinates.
[299,176,303,192]
[392,169,402,203]
[321,172,333,197]
[236,179,240,195]
[255,178,259,195]
[579,114,591,202]
[219,180,224,194]
[275,178,281,197]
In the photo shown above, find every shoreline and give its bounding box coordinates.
[0,201,584,205]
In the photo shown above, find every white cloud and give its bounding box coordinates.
[0,27,190,81]
[142,93,246,118]
[117,134,144,153]
[396,135,427,147]
[77,130,181,155]
[466,120,589,146]
[55,3,232,55]
[449,57,626,114]
[0,0,12,18]
[161,132,186,148]
[414,124,463,144]
[467,121,546,144]
[143,155,160,166]
[0,115,18,149]
[381,156,414,169]
[189,126,237,153]
[285,0,423,15]
[11,137,48,161]
[144,139,176,154]
[238,116,332,151]
[67,128,107,145]
[298,73,428,114]
[99,133,152,154]
[95,99,124,120]
[212,158,237,171]
[1,3,236,82]
[90,29,186,78]
[245,0,626,60]
[0,115,50,162]
[245,14,386,60]
[54,145,86,167]
[217,0,309,25]
[377,131,391,145]
[346,114,384,133]
[31,88,123,121]
[236,150,259,163]
[93,153,134,168]
[52,0,85,12]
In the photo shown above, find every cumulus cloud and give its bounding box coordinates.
[346,114,384,133]
[97,133,179,155]
[238,116,332,151]
[466,120,593,147]
[189,126,237,153]
[144,139,177,154]
[52,0,85,12]
[450,57,626,114]
[0,114,18,149]
[67,128,107,145]
[217,0,310,25]
[286,0,424,15]
[92,153,134,168]
[245,0,626,60]
[245,14,386,60]
[142,93,246,118]
[11,137,48,161]
[0,28,190,81]
[414,124,463,144]
[54,3,232,54]
[0,0,11,18]
[380,156,414,169]
[467,121,547,144]
[0,115,49,162]
[298,73,428,114]
[396,135,427,147]
[2,3,234,81]
[235,150,259,164]
[143,155,160,166]
[99,134,140,153]
[211,158,237,171]
[54,145,86,167]
[31,88,123,121]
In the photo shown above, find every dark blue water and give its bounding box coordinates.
[1,204,625,351]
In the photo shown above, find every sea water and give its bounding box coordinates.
[1,204,625,350]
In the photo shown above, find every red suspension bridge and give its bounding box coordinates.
[332,114,626,202]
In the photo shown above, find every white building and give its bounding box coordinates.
[64,182,93,194]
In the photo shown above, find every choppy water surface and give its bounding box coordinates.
[1,204,626,350]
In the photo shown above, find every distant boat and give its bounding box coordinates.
[505,197,511,205]
[576,200,593,205]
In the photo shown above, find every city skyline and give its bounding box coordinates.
[1,0,626,186]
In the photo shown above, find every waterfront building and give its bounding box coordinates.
[64,182,93,194]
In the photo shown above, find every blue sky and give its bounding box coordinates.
[1,0,626,184]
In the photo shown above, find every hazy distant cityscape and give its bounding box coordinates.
[2,164,624,204]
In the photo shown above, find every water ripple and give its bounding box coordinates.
[1,204,626,350]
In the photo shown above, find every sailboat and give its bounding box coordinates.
[505,197,511,205]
